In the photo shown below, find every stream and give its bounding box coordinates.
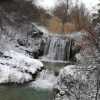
[0,62,66,100]
[0,86,52,100]
[0,34,75,100]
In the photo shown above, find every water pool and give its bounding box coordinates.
[0,86,53,100]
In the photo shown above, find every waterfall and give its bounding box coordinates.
[29,69,57,89]
[43,36,72,61]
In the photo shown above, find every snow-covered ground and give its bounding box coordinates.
[0,50,43,84]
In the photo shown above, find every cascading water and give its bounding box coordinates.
[29,69,58,89]
[43,36,72,61]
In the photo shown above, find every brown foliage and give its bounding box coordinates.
[50,1,91,33]
[64,23,76,32]
[48,17,62,33]
[70,3,90,31]
[47,17,76,33]
[53,0,71,32]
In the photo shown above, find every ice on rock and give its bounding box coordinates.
[0,50,43,84]
[59,65,87,81]
[60,65,76,76]
[55,65,87,92]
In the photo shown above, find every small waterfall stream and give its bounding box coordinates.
[30,69,57,89]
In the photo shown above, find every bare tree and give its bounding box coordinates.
[70,2,90,31]
[53,0,71,33]
[53,0,90,33]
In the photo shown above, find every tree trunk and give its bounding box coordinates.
[95,75,99,100]
[26,32,29,47]
[62,22,65,33]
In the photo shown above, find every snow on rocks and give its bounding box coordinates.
[54,65,88,100]
[54,65,77,91]
[59,65,76,76]
[56,65,87,89]
[0,50,43,84]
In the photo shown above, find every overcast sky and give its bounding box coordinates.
[82,0,99,10]
[34,0,99,11]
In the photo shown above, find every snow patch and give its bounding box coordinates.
[60,65,76,76]
[0,50,43,84]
